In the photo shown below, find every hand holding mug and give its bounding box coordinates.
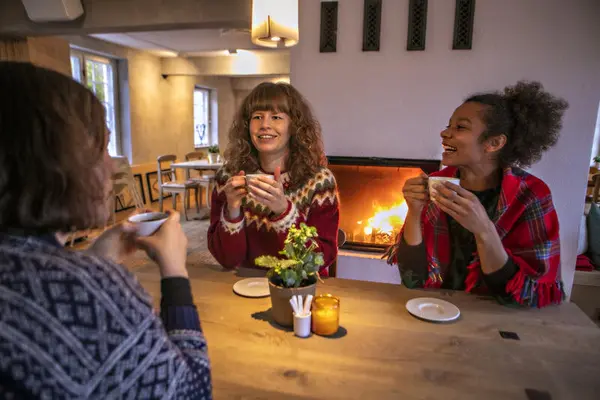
[402,172,429,213]
[224,171,247,217]
[430,181,492,235]
[86,222,138,264]
[135,210,189,278]
[246,166,288,216]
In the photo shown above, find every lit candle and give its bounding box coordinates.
[311,294,340,336]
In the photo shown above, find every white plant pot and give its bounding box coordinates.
[208,153,219,164]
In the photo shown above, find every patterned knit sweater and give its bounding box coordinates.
[0,233,211,399]
[207,167,340,275]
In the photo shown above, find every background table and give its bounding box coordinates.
[134,264,600,400]
[170,160,222,218]
[170,160,223,171]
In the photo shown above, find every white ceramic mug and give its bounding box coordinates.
[293,312,312,338]
[128,212,168,237]
[428,177,460,200]
[245,173,275,181]
[245,174,275,187]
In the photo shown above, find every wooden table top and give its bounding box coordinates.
[133,264,600,400]
[170,160,223,170]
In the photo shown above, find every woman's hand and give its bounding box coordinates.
[224,171,247,218]
[135,210,189,278]
[86,222,138,263]
[247,166,288,216]
[432,181,494,236]
[402,172,429,213]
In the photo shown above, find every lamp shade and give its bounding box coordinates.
[251,0,299,48]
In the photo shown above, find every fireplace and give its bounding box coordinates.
[328,156,441,253]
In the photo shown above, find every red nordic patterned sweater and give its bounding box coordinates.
[207,167,340,276]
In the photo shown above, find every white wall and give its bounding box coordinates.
[291,0,600,296]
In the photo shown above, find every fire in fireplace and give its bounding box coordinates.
[328,156,441,252]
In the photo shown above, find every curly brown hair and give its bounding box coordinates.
[0,62,108,232]
[224,82,327,189]
[465,80,569,168]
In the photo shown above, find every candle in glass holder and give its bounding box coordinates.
[311,294,340,336]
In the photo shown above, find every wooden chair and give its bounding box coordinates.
[592,173,600,203]
[184,151,216,209]
[328,229,347,278]
[109,156,145,225]
[157,154,200,221]
[185,151,205,163]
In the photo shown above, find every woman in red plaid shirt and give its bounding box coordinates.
[386,81,568,307]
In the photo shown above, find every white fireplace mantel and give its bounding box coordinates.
[336,249,401,285]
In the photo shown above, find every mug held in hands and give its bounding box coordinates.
[428,177,460,201]
[245,173,275,186]
[128,212,169,237]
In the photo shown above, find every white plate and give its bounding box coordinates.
[405,297,460,322]
[232,278,270,298]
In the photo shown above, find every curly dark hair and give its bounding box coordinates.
[224,82,327,189]
[465,80,569,168]
[0,62,108,232]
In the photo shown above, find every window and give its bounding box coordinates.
[194,87,212,147]
[70,50,120,156]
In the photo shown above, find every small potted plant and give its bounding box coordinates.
[207,145,220,164]
[594,156,600,170]
[255,223,324,327]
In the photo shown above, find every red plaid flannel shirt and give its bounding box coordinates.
[388,166,563,308]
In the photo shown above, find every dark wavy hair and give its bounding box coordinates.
[224,82,327,189]
[465,80,569,168]
[0,62,108,232]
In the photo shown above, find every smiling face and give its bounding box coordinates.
[249,110,291,157]
[440,101,505,168]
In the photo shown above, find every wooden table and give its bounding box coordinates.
[134,264,600,400]
[170,160,223,171]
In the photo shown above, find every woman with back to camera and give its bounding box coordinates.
[0,62,212,399]
[207,82,340,275]
[386,81,568,308]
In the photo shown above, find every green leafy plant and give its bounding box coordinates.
[594,156,600,163]
[255,223,325,288]
[207,145,220,154]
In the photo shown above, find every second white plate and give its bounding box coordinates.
[232,278,270,298]
[405,297,460,322]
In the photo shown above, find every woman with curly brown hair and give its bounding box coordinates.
[207,82,339,275]
[385,81,568,308]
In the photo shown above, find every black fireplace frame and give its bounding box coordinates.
[327,156,441,252]
[327,156,441,174]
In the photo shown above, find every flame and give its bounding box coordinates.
[358,200,409,243]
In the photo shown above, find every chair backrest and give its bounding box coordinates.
[110,156,144,210]
[185,151,204,161]
[593,173,600,203]
[157,154,177,186]
[328,229,347,278]
[184,151,206,179]
[338,229,346,247]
